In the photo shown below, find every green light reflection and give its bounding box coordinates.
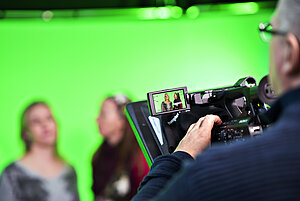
[156,7,171,19]
[170,6,183,18]
[225,2,260,15]
[138,6,182,20]
[186,6,200,19]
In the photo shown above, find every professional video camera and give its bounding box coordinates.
[126,76,276,165]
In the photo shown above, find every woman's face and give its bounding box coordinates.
[165,94,169,101]
[96,99,125,140]
[26,104,57,148]
[174,93,178,99]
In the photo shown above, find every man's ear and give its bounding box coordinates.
[282,33,300,76]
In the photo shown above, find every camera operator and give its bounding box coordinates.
[132,0,300,200]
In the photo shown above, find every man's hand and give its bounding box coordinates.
[175,115,222,159]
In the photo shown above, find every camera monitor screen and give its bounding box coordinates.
[147,87,190,116]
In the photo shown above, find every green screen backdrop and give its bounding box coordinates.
[0,6,272,201]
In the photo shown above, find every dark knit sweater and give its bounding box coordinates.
[132,87,300,201]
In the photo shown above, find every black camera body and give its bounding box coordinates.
[126,75,276,164]
[188,78,267,145]
[211,117,262,144]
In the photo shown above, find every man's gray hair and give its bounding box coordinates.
[276,0,300,39]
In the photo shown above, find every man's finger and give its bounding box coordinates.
[187,123,196,133]
[200,115,222,131]
[194,117,205,129]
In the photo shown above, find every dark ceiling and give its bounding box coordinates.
[0,0,277,10]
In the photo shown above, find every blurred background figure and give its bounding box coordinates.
[92,94,149,201]
[0,101,79,201]
[173,92,182,110]
[161,93,172,112]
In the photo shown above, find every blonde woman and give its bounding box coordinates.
[0,101,79,201]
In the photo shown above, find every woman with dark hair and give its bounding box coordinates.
[173,92,182,110]
[92,94,149,201]
[0,101,79,201]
